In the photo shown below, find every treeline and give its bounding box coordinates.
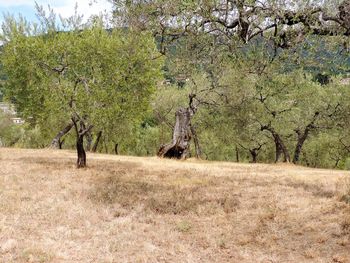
[1,1,350,169]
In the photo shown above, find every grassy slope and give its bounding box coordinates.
[0,148,350,263]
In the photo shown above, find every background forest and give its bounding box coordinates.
[1,0,350,169]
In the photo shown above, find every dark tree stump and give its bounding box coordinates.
[158,94,197,159]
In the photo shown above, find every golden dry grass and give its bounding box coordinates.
[0,147,350,263]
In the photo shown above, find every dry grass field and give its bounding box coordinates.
[0,148,350,263]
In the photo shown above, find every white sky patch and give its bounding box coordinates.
[0,0,113,21]
[49,0,113,21]
[0,0,43,7]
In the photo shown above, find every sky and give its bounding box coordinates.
[0,0,113,25]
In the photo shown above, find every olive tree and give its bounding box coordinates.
[1,15,163,167]
[112,0,350,160]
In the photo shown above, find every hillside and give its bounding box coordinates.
[0,148,350,262]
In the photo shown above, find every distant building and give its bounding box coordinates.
[0,102,25,125]
[0,102,16,115]
[11,117,25,124]
[340,78,350,85]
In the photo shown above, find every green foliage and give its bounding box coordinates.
[0,112,21,146]
[1,1,350,170]
[15,125,47,148]
[1,14,163,149]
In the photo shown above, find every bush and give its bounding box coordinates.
[0,113,21,146]
[15,125,47,148]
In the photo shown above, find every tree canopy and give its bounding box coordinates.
[0,13,162,167]
[1,1,350,169]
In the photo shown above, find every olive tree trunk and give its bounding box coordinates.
[76,131,86,168]
[58,138,65,149]
[114,143,119,155]
[248,145,263,163]
[158,94,197,159]
[293,130,309,164]
[293,112,319,164]
[91,131,102,153]
[261,125,290,163]
[50,122,74,148]
[72,118,93,168]
[273,133,290,163]
[250,150,258,163]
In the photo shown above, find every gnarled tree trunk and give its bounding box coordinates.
[50,122,73,148]
[158,94,197,159]
[273,133,290,163]
[58,138,65,149]
[235,145,240,162]
[293,129,310,164]
[261,124,290,163]
[72,117,93,168]
[248,144,265,163]
[91,131,102,153]
[76,130,86,168]
[293,112,319,164]
[250,149,258,163]
[238,142,265,163]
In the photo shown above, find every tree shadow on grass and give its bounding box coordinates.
[89,174,240,215]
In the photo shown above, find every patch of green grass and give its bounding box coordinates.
[20,248,53,263]
[175,220,192,233]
